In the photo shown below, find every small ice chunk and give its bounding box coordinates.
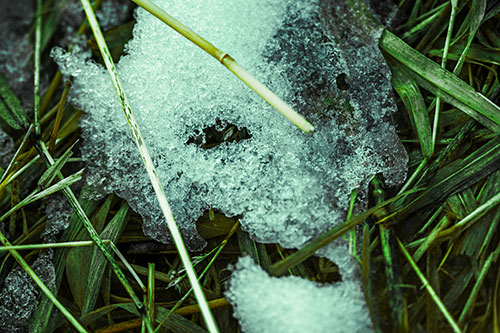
[226,257,372,333]
[0,252,55,332]
[42,193,73,241]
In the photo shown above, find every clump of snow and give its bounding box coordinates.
[53,0,407,251]
[0,0,35,109]
[0,251,55,332]
[0,127,14,169]
[42,193,73,241]
[226,256,372,333]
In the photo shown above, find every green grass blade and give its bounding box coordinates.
[0,240,111,251]
[0,73,29,129]
[458,240,500,325]
[26,169,84,204]
[0,169,83,224]
[389,60,432,158]
[78,1,218,331]
[82,201,130,314]
[37,142,76,189]
[32,140,148,327]
[452,0,486,74]
[269,188,421,276]
[398,238,461,332]
[432,0,457,153]
[147,263,155,330]
[0,124,33,184]
[380,30,500,131]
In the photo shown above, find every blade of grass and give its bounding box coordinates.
[432,0,457,153]
[29,184,99,331]
[30,140,150,330]
[494,266,500,332]
[397,238,461,333]
[82,201,130,315]
[147,263,156,330]
[157,221,239,332]
[361,224,379,330]
[0,240,112,251]
[452,0,487,74]
[434,191,500,240]
[93,303,208,333]
[380,30,500,131]
[48,81,71,153]
[458,240,500,325]
[130,0,313,133]
[66,194,114,309]
[389,60,432,158]
[34,0,42,135]
[269,188,421,276]
[0,73,30,130]
[385,136,500,224]
[78,1,218,331]
[372,176,408,331]
[37,142,76,189]
[0,169,83,224]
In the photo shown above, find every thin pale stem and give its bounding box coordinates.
[398,159,427,195]
[78,1,217,331]
[130,0,314,133]
[431,0,457,152]
[147,263,155,330]
[0,240,111,251]
[397,238,461,333]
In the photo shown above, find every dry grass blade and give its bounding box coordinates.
[78,0,218,331]
[130,0,314,133]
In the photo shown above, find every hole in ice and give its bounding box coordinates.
[186,120,252,149]
[336,73,349,90]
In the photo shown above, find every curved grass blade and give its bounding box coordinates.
[0,73,29,130]
[452,0,486,74]
[78,1,218,331]
[389,59,432,159]
[380,30,500,131]
[81,202,130,315]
